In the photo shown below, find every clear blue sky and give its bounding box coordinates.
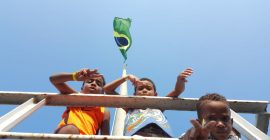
[0,0,269,138]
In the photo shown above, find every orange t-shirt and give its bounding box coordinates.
[57,106,105,135]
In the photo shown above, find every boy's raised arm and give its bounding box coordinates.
[103,74,139,95]
[166,68,193,97]
[49,68,102,94]
[49,72,77,94]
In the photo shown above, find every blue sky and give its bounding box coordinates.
[0,0,269,138]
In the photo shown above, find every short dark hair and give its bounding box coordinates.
[134,77,157,94]
[196,93,229,120]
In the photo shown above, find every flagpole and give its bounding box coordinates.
[111,64,128,136]
[112,17,132,135]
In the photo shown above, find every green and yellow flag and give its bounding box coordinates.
[113,17,132,61]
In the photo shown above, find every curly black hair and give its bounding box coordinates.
[196,93,229,120]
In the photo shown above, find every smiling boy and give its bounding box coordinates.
[181,93,240,140]
[104,68,193,137]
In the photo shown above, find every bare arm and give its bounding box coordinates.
[103,74,139,95]
[49,68,102,94]
[100,108,110,135]
[166,68,193,97]
[49,73,77,94]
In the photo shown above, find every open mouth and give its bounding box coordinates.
[89,87,96,90]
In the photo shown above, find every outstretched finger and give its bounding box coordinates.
[178,68,193,80]
[189,120,202,139]
[135,80,144,87]
[130,78,138,85]
[204,120,216,130]
[181,69,193,76]
[190,119,202,130]
[201,121,216,138]
[180,73,192,78]
[185,67,193,72]
[90,73,103,78]
[79,69,88,77]
[87,69,98,76]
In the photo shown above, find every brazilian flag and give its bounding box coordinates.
[113,17,132,61]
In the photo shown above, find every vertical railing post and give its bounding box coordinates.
[256,112,270,134]
[111,65,128,136]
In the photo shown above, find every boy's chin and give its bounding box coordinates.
[91,91,102,94]
[212,133,230,140]
[85,90,102,94]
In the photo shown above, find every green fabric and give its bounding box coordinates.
[113,17,132,60]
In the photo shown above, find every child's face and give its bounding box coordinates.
[82,77,104,94]
[134,80,157,96]
[201,101,232,140]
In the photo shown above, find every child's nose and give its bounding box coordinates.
[216,121,225,127]
[142,88,148,92]
[90,82,97,87]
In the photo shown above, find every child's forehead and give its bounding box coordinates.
[204,100,229,108]
[96,76,104,82]
[201,101,230,114]
[85,77,104,83]
[136,81,154,88]
[139,80,154,86]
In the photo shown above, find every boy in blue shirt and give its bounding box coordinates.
[104,68,193,137]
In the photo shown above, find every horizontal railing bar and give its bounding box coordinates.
[0,132,178,140]
[0,91,269,113]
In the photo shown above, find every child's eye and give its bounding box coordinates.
[138,86,144,91]
[208,116,216,121]
[222,116,230,122]
[146,86,152,90]
[95,80,102,86]
[87,79,94,83]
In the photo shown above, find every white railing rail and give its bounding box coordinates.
[0,91,269,140]
[0,91,268,113]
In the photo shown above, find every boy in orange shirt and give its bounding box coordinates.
[50,68,110,135]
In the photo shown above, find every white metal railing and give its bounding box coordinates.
[0,91,269,139]
[0,98,45,132]
[0,132,177,140]
[0,91,268,113]
[231,109,269,140]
